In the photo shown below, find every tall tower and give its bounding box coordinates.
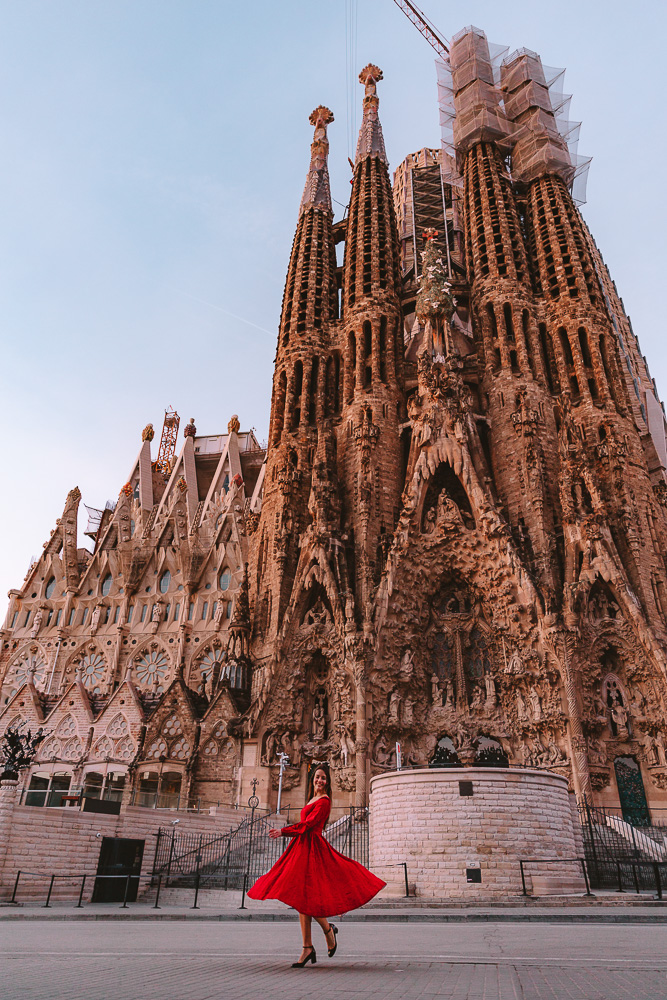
[450,28,561,603]
[253,107,339,639]
[338,66,404,617]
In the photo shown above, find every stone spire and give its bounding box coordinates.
[355,65,388,165]
[299,106,334,215]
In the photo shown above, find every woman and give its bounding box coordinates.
[247,764,385,967]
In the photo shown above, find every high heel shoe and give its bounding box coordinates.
[327,923,338,958]
[291,945,316,968]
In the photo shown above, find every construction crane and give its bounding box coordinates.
[155,407,180,476]
[390,0,449,58]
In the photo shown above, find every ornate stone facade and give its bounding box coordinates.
[2,31,667,819]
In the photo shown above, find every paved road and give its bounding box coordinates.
[2,918,666,999]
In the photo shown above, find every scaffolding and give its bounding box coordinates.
[436,26,590,204]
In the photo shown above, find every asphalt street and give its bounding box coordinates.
[1,917,666,999]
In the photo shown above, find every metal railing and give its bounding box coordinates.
[519,857,592,897]
[9,870,139,908]
[150,805,371,903]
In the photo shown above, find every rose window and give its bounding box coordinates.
[163,715,182,738]
[12,651,48,691]
[78,652,107,692]
[94,736,114,757]
[171,737,191,760]
[147,739,167,759]
[211,722,226,740]
[107,714,129,738]
[56,715,77,738]
[202,739,218,756]
[116,736,136,760]
[134,649,169,690]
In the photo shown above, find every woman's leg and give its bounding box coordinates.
[299,912,313,947]
[294,912,314,962]
[313,915,335,950]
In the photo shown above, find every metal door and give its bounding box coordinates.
[614,756,650,826]
[92,837,145,903]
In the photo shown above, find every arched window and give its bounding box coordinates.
[101,573,113,597]
[474,736,508,767]
[429,736,461,768]
[45,577,56,599]
[159,570,171,594]
[219,570,231,592]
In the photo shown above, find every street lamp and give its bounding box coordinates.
[276,752,290,815]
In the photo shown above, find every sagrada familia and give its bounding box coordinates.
[2,27,667,819]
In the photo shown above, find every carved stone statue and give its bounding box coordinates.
[529,687,542,722]
[293,691,305,728]
[388,688,401,725]
[431,673,442,706]
[399,649,415,682]
[484,670,497,708]
[506,650,523,675]
[516,690,529,723]
[338,726,354,767]
[444,678,454,707]
[30,607,44,639]
[611,697,630,740]
[470,684,484,711]
[312,695,326,740]
[402,697,414,727]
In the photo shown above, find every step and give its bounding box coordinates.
[529,875,587,896]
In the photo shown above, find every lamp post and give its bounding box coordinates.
[276,752,290,815]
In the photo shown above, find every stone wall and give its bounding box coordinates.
[0,779,252,903]
[369,767,582,898]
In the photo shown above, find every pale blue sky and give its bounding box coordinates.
[1,0,665,612]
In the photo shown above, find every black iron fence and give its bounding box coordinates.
[151,806,370,898]
[579,800,667,893]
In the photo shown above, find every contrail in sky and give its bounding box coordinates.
[173,288,274,337]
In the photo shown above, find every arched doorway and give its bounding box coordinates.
[614,756,649,826]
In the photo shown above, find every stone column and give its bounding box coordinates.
[352,658,368,807]
[0,778,19,888]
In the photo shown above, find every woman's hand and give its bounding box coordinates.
[269,828,283,839]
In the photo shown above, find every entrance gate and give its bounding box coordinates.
[92,837,145,903]
[614,756,650,827]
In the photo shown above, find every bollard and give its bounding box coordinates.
[77,875,87,908]
[402,862,409,898]
[120,874,131,909]
[520,861,527,896]
[655,863,663,901]
[579,858,592,896]
[153,874,162,909]
[44,874,56,908]
[616,862,624,893]
[192,870,201,910]
[239,872,248,911]
[10,871,21,904]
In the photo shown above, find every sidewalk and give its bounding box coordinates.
[2,892,666,922]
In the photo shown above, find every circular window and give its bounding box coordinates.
[101,574,113,597]
[134,648,169,689]
[219,570,231,592]
[45,577,56,599]
[78,652,106,691]
[159,571,171,594]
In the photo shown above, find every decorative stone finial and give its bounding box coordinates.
[299,106,334,215]
[228,414,240,435]
[120,482,133,498]
[355,65,387,165]
[176,476,188,492]
[142,423,155,442]
[184,418,197,439]
[359,64,383,92]
[66,487,82,505]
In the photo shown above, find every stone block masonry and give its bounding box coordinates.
[369,768,583,898]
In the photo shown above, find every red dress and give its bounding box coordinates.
[247,795,385,917]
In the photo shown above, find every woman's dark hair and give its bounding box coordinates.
[307,763,332,800]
